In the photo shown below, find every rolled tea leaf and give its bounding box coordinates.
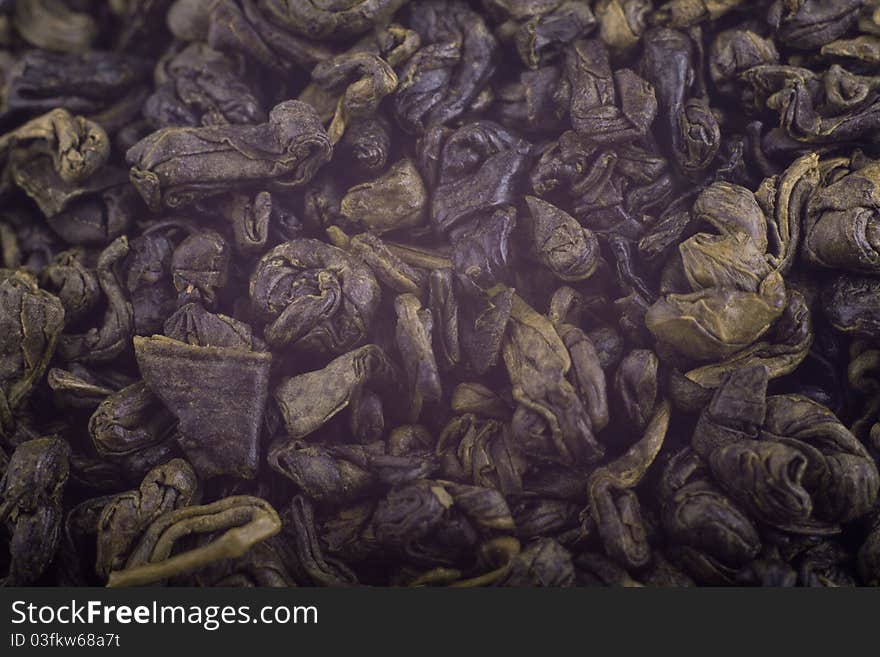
[251,237,380,354]
[57,236,134,363]
[127,100,332,210]
[106,496,282,587]
[310,52,398,144]
[1,108,109,189]
[395,293,442,420]
[0,437,70,585]
[261,0,408,41]
[274,344,394,441]
[96,459,199,579]
[0,270,65,426]
[588,400,670,568]
[340,159,426,233]
[525,196,599,282]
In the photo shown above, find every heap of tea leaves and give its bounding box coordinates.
[2,0,880,587]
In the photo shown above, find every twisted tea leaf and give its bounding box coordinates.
[646,271,787,361]
[127,100,332,210]
[43,250,99,326]
[57,236,133,363]
[338,115,391,175]
[371,480,452,549]
[268,440,377,505]
[558,323,610,432]
[682,288,813,389]
[394,0,498,133]
[451,206,517,296]
[373,480,515,559]
[395,293,442,420]
[564,38,657,143]
[761,394,879,524]
[170,229,230,306]
[346,231,427,295]
[340,159,426,233]
[96,458,199,579]
[0,437,70,585]
[0,270,65,425]
[144,42,264,129]
[250,238,380,354]
[587,400,670,568]
[223,191,272,255]
[709,29,779,98]
[432,122,530,232]
[310,52,398,145]
[47,367,117,411]
[804,161,880,274]
[89,381,176,459]
[503,290,605,465]
[660,449,761,584]
[106,495,282,587]
[526,195,600,282]
[437,414,525,495]
[0,107,109,184]
[640,27,720,175]
[708,439,814,528]
[824,274,880,338]
[283,495,358,586]
[274,344,394,441]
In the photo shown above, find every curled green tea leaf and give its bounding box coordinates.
[0,270,65,430]
[504,291,604,465]
[96,458,199,579]
[395,293,442,420]
[57,236,133,363]
[311,52,398,145]
[127,100,332,210]
[588,400,670,568]
[340,159,426,233]
[660,448,761,585]
[274,344,394,441]
[646,271,787,361]
[0,107,109,184]
[250,238,380,354]
[526,196,599,282]
[1,437,70,585]
[106,495,282,587]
